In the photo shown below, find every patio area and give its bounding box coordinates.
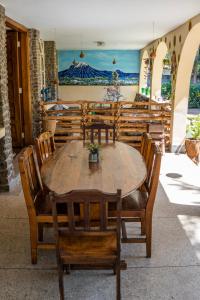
[1,153,200,300]
[0,2,200,299]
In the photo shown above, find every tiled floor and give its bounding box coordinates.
[0,153,200,299]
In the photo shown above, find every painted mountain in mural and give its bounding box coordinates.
[58,62,139,86]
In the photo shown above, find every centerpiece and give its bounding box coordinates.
[87,143,99,163]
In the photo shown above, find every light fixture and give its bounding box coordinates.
[79,50,85,58]
[112,58,116,64]
[149,22,156,60]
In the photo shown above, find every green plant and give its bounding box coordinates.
[163,58,170,67]
[186,114,200,139]
[87,143,99,154]
[161,82,172,100]
[188,84,200,108]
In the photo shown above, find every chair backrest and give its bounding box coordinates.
[18,146,43,217]
[35,131,55,166]
[50,189,121,240]
[147,123,165,137]
[83,123,116,144]
[140,132,152,164]
[145,143,162,212]
[147,123,165,153]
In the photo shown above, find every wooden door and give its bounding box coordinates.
[6,31,24,148]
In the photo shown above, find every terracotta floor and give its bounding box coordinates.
[0,153,200,299]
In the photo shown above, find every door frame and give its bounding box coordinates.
[5,16,33,145]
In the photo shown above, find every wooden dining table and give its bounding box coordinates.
[41,141,147,196]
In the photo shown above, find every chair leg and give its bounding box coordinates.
[30,222,38,264]
[38,223,44,242]
[141,218,146,235]
[113,264,116,275]
[161,139,165,154]
[146,216,152,258]
[121,220,127,239]
[31,248,37,265]
[65,264,71,274]
[116,262,121,300]
[58,263,64,300]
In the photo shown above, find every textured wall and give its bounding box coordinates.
[44,41,58,101]
[0,4,14,191]
[29,29,43,139]
[58,85,138,101]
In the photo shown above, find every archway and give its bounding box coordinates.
[151,41,168,99]
[139,50,150,95]
[171,22,200,151]
[161,53,172,100]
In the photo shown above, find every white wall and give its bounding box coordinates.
[58,85,138,101]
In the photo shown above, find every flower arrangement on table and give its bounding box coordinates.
[87,143,100,163]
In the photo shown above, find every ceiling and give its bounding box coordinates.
[1,0,200,50]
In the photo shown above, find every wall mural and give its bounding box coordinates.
[58,50,140,86]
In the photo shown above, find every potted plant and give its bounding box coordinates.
[185,115,200,164]
[87,143,99,163]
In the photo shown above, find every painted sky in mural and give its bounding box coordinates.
[58,50,140,86]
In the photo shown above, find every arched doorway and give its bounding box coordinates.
[188,47,200,111]
[171,22,200,151]
[151,41,168,99]
[161,53,172,100]
[139,50,150,96]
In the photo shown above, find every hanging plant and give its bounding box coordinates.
[163,58,170,66]
[144,58,150,65]
[150,50,156,60]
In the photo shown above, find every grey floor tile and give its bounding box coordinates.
[122,266,200,300]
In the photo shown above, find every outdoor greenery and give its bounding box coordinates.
[186,114,200,139]
[161,82,172,100]
[161,48,200,107]
[188,84,200,108]
[161,82,200,107]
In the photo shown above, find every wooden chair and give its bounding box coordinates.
[50,189,122,300]
[35,131,56,167]
[114,143,162,258]
[83,123,116,144]
[140,132,152,165]
[147,123,165,153]
[18,146,68,264]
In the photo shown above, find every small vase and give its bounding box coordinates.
[89,151,99,163]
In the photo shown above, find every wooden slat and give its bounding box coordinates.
[118,136,142,142]
[85,115,115,121]
[118,116,164,121]
[55,128,82,134]
[54,136,82,141]
[47,115,82,121]
[118,128,146,133]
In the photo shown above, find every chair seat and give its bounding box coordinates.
[122,190,148,211]
[59,232,117,264]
